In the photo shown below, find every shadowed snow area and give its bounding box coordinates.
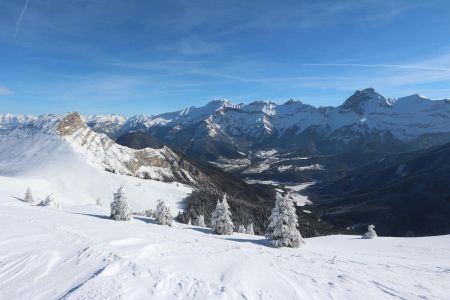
[0,195,449,299]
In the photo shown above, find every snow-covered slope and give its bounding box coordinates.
[0,113,195,212]
[0,112,205,183]
[0,193,449,299]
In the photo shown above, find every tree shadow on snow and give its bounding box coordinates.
[133,216,158,224]
[224,237,273,247]
[75,213,112,220]
[183,227,212,234]
[11,196,26,202]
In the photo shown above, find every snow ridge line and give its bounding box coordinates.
[57,267,106,300]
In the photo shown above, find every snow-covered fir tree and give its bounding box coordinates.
[265,193,304,248]
[96,197,102,207]
[211,194,234,235]
[195,214,206,227]
[362,225,378,239]
[246,223,255,235]
[238,225,246,233]
[24,187,34,204]
[38,194,61,208]
[155,199,173,226]
[110,186,132,221]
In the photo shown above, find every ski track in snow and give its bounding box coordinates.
[0,196,449,299]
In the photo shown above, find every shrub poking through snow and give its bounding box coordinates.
[246,223,255,235]
[155,199,173,226]
[110,186,132,221]
[24,187,34,204]
[195,214,206,227]
[38,194,61,209]
[211,194,234,235]
[238,225,246,233]
[362,225,378,239]
[265,193,304,248]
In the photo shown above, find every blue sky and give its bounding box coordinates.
[1,0,450,115]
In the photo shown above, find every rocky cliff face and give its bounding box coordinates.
[57,113,211,184]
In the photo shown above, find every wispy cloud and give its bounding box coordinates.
[162,36,224,56]
[298,63,450,72]
[0,86,14,96]
[13,0,30,40]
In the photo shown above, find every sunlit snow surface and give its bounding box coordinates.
[0,135,192,214]
[0,194,449,299]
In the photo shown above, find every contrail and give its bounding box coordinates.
[13,0,30,40]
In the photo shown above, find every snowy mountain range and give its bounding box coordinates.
[3,88,450,183]
[78,88,450,181]
[84,88,450,142]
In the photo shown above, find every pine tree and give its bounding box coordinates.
[211,194,234,235]
[155,199,173,226]
[246,223,255,235]
[38,194,61,208]
[238,225,246,233]
[24,187,34,204]
[110,186,132,221]
[362,224,378,239]
[265,193,304,248]
[195,214,206,227]
[96,197,102,207]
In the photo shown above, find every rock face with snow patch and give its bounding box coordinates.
[56,113,209,183]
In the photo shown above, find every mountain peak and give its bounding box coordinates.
[57,112,87,136]
[205,99,236,111]
[208,98,231,106]
[401,93,429,100]
[340,88,393,114]
[241,100,277,115]
[361,87,376,93]
[284,99,303,105]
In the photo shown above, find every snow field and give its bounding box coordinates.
[0,195,449,300]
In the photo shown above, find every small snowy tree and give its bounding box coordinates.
[362,224,378,239]
[24,187,34,204]
[155,199,173,226]
[211,194,234,235]
[246,223,255,235]
[195,214,206,227]
[265,193,304,248]
[110,186,132,221]
[237,225,246,233]
[144,209,154,218]
[38,194,61,209]
[96,197,102,207]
